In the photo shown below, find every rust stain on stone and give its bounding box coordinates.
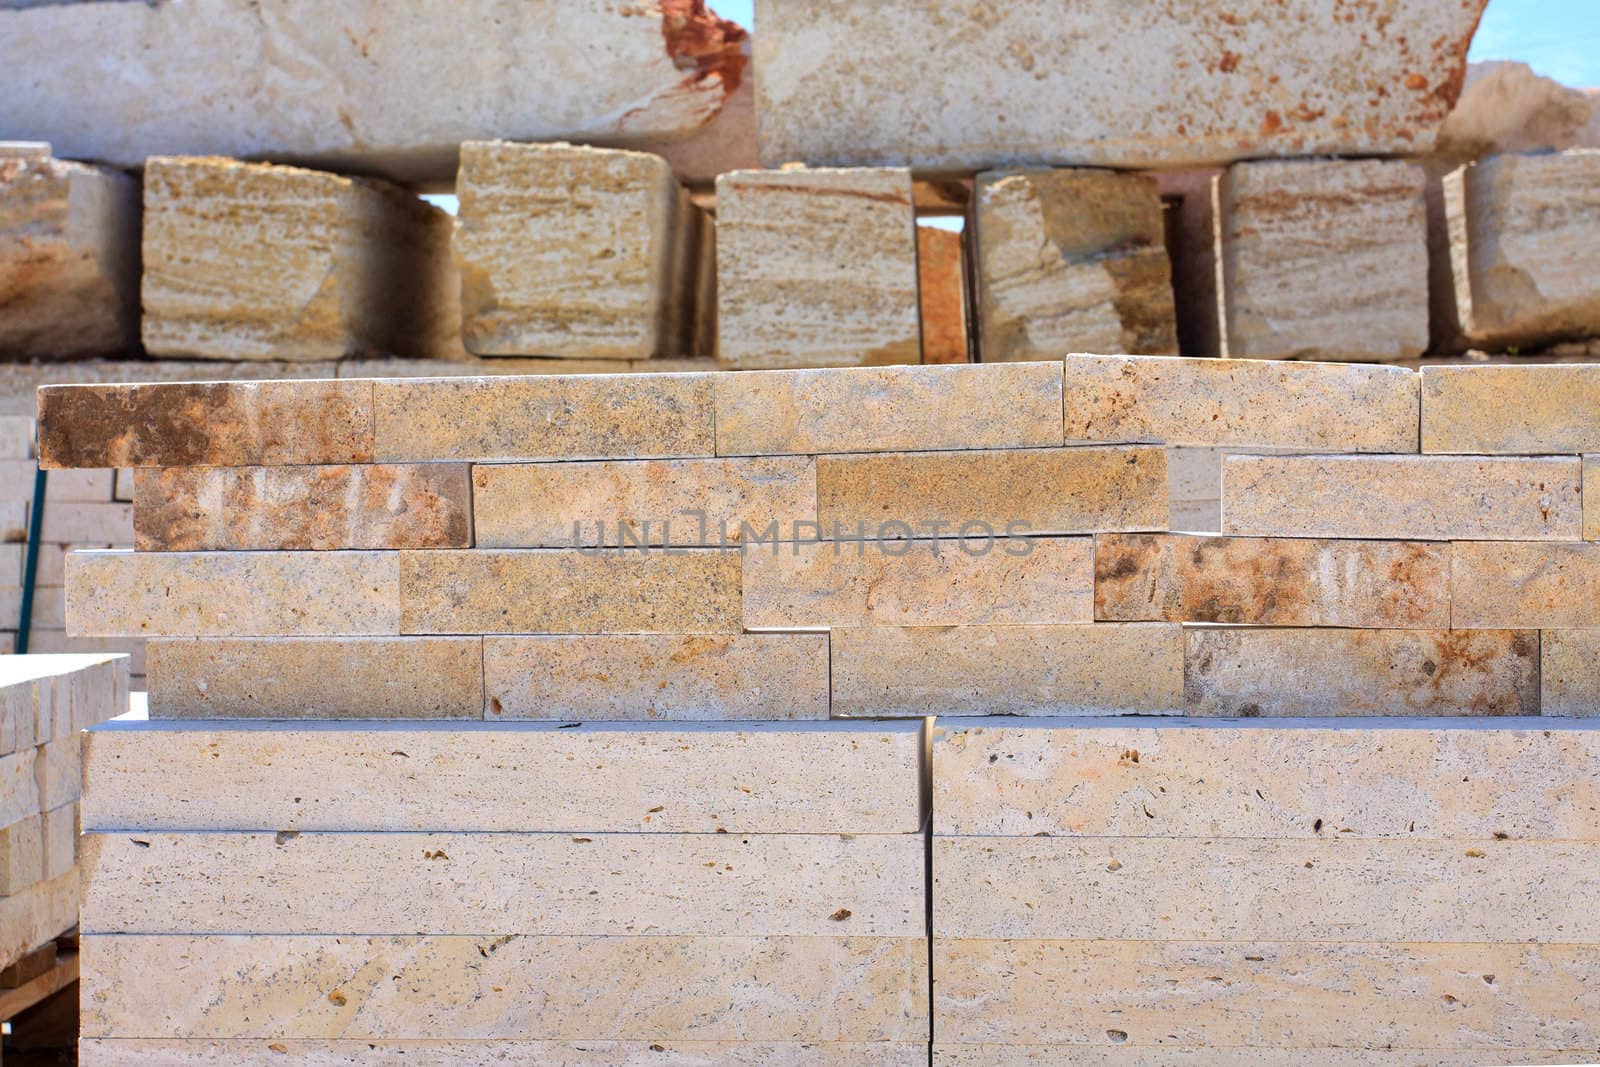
[660,0,749,96]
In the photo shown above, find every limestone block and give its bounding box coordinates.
[1543,630,1600,718]
[146,638,482,720]
[484,634,826,721]
[1062,354,1419,451]
[0,752,37,830]
[831,624,1183,717]
[1587,456,1599,540]
[715,168,920,369]
[26,634,145,679]
[39,803,72,881]
[714,362,1062,457]
[1450,542,1600,628]
[0,417,31,459]
[974,170,1175,359]
[1443,151,1600,349]
[82,934,928,1042]
[2,466,113,503]
[933,1049,1587,1066]
[82,719,923,834]
[371,374,713,462]
[818,447,1167,537]
[0,155,138,359]
[1094,534,1449,628]
[81,1041,928,1067]
[338,356,718,379]
[66,550,400,637]
[472,457,813,548]
[133,464,471,551]
[32,501,131,544]
[398,549,740,635]
[1422,364,1600,454]
[1184,627,1539,716]
[0,871,75,972]
[743,538,1093,629]
[1438,62,1600,158]
[0,816,41,895]
[917,225,969,363]
[141,157,462,361]
[1220,159,1429,361]
[1221,455,1583,540]
[33,735,80,811]
[454,141,699,359]
[37,380,374,469]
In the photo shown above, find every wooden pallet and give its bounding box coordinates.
[0,930,77,1025]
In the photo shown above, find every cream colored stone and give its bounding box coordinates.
[1184,627,1540,716]
[32,501,130,544]
[146,638,482,720]
[0,464,113,502]
[1439,61,1600,158]
[81,1041,928,1066]
[1220,159,1428,361]
[1450,541,1600,628]
[39,802,72,881]
[714,362,1063,456]
[975,170,1174,359]
[1422,364,1600,453]
[0,816,41,894]
[715,168,920,369]
[0,871,75,972]
[832,624,1183,717]
[34,734,80,811]
[0,417,31,459]
[26,634,144,681]
[933,1048,1587,1066]
[1542,630,1600,717]
[1221,455,1583,540]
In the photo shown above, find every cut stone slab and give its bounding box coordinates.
[974,169,1175,359]
[1183,627,1539,716]
[1094,533,1450,628]
[1450,541,1600,628]
[917,225,969,363]
[133,464,471,551]
[0,871,75,973]
[714,362,1062,456]
[33,734,81,811]
[831,624,1183,717]
[0,815,41,895]
[483,634,828,720]
[454,141,700,360]
[1589,456,1599,541]
[0,155,138,359]
[80,1041,928,1067]
[817,447,1168,537]
[1543,630,1600,717]
[40,802,73,882]
[933,1049,1586,1066]
[146,638,482,720]
[1438,61,1600,158]
[471,457,814,548]
[1422,364,1600,453]
[1221,454,1583,540]
[743,538,1094,629]
[34,501,131,545]
[754,1,1485,169]
[715,168,920,369]
[0,416,31,459]
[398,549,740,635]
[1062,354,1419,451]
[141,157,463,361]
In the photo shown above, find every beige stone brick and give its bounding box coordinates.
[0,816,41,894]
[0,870,75,972]
[80,1041,928,1067]
[0,416,31,459]
[918,225,969,363]
[1543,630,1600,717]
[32,501,131,543]
[0,750,37,828]
[39,802,72,881]
[1450,541,1600,628]
[33,734,79,811]
[0,464,111,503]
[1422,364,1600,453]
[715,168,919,369]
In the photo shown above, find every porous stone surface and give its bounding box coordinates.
[1587,455,1599,540]
[1220,159,1429,361]
[1437,61,1600,158]
[917,225,968,363]
[715,168,920,369]
[0,871,76,974]
[482,634,828,720]
[1422,364,1600,453]
[40,802,73,881]
[1449,541,1600,628]
[1543,630,1600,717]
[81,1041,928,1066]
[0,155,138,359]
[0,817,40,895]
[974,169,1175,359]
[933,1049,1584,1066]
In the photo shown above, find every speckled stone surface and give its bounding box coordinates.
[1450,541,1600,628]
[1586,456,1599,540]
[1184,627,1540,716]
[1221,454,1583,540]
[1421,364,1600,453]
[974,169,1175,359]
[0,871,76,976]
[715,168,919,369]
[933,1049,1586,1066]
[1094,533,1449,627]
[482,634,828,720]
[714,362,1063,456]
[1542,630,1600,717]
[1063,354,1419,450]
[134,464,471,551]
[81,1041,929,1066]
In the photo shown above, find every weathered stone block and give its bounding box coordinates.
[917,225,969,363]
[0,871,75,972]
[0,816,41,895]
[33,734,79,811]
[1450,541,1600,628]
[1543,630,1600,718]
[39,802,72,881]
[1220,159,1429,361]
[80,1041,928,1066]
[1422,364,1600,454]
[715,168,919,369]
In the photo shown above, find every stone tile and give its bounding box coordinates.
[974,169,1174,359]
[81,1041,929,1067]
[133,464,471,551]
[715,362,1062,456]
[715,168,920,369]
[1183,627,1540,716]
[472,457,813,548]
[483,634,827,720]
[1220,159,1429,361]
[1094,533,1449,628]
[1421,364,1600,453]
[371,374,713,462]
[1542,630,1600,717]
[744,538,1093,629]
[37,380,374,469]
[831,624,1183,717]
[66,550,401,637]
[146,638,483,720]
[398,549,739,635]
[818,447,1167,537]
[1221,454,1583,540]
[1451,541,1600,628]
[917,225,969,363]
[0,815,41,894]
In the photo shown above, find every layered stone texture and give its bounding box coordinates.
[916,225,969,363]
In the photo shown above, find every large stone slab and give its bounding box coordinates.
[933,1049,1584,1066]
[715,168,919,369]
[1450,541,1600,628]
[974,169,1175,359]
[81,1041,927,1067]
[1221,454,1583,540]
[1220,159,1429,361]
[134,464,471,551]
[1421,364,1600,453]
[1184,627,1540,716]
[482,634,828,720]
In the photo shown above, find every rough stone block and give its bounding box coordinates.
[1221,454,1583,540]
[974,169,1175,359]
[1450,541,1600,628]
[80,1041,928,1066]
[715,168,919,369]
[0,871,75,973]
[1184,627,1539,716]
[917,225,969,363]
[1220,159,1429,361]
[133,464,471,551]
[33,735,79,811]
[1543,630,1600,717]
[0,751,37,830]
[1422,365,1600,453]
[39,803,72,882]
[0,816,41,895]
